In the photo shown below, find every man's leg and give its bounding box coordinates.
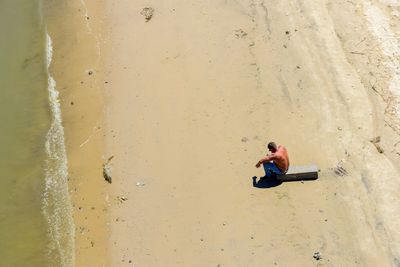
[262,162,282,178]
[262,162,274,178]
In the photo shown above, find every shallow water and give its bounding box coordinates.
[0,1,73,266]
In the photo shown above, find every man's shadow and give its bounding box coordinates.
[252,176,282,188]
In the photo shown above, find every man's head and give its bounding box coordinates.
[267,142,277,153]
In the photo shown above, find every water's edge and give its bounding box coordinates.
[42,32,75,267]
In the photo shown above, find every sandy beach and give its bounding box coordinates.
[57,0,400,266]
[46,0,109,266]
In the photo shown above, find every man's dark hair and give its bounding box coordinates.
[267,142,277,150]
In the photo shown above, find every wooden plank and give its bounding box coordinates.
[276,164,319,181]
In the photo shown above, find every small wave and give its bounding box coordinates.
[42,32,75,267]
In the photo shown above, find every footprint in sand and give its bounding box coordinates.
[235,29,247,38]
[141,7,154,22]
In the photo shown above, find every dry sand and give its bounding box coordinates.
[60,0,400,266]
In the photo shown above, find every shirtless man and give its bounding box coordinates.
[255,142,289,178]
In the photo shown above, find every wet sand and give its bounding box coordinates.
[46,0,109,266]
[61,0,400,266]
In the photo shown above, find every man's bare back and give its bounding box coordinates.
[256,143,290,173]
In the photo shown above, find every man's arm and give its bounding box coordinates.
[255,154,276,168]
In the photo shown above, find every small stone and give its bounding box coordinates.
[102,156,114,184]
[375,144,384,153]
[70,101,74,105]
[136,182,146,187]
[285,30,290,35]
[241,137,248,142]
[337,126,342,131]
[129,260,132,263]
[103,166,112,184]
[313,251,321,260]
[117,196,128,203]
[88,70,93,75]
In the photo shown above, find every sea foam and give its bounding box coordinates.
[42,32,75,267]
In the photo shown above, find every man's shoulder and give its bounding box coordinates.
[278,145,287,151]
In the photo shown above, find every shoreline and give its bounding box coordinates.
[45,1,110,266]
